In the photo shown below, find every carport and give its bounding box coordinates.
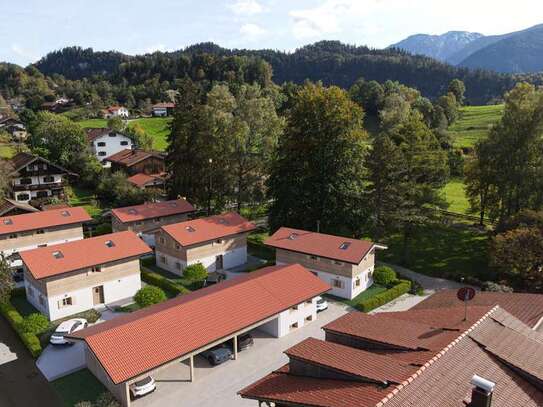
[68,264,330,407]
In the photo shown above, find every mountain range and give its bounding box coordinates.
[390,24,543,73]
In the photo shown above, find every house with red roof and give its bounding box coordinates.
[111,199,195,247]
[105,149,165,176]
[101,106,129,119]
[20,231,151,321]
[126,172,166,191]
[0,207,91,284]
[265,227,386,299]
[155,212,256,275]
[85,128,134,166]
[152,102,175,117]
[240,290,543,407]
[68,264,330,406]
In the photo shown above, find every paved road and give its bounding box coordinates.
[0,317,61,407]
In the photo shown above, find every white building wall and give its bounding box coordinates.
[26,272,141,321]
[93,133,133,163]
[276,261,373,300]
[258,298,318,338]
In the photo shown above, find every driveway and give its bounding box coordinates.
[0,317,61,407]
[132,301,351,407]
[380,262,464,293]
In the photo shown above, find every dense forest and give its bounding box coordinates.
[4,41,537,107]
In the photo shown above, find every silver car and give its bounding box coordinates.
[130,376,156,398]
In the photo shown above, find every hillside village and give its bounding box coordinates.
[2,8,543,407]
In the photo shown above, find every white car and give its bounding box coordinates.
[50,318,88,345]
[130,376,156,398]
[316,296,328,312]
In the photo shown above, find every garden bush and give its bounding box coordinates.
[183,263,208,282]
[134,286,167,308]
[141,269,191,296]
[373,266,397,285]
[0,301,42,357]
[20,313,49,335]
[356,280,412,312]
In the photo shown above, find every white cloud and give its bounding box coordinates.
[229,0,265,16]
[240,23,268,41]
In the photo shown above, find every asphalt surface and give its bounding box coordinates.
[0,317,61,407]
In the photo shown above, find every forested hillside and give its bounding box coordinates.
[29,42,540,105]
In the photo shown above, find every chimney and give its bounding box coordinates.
[470,375,495,407]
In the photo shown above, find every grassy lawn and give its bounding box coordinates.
[141,258,201,293]
[0,143,15,158]
[449,105,504,149]
[326,284,388,308]
[77,117,172,151]
[11,295,40,317]
[67,185,103,218]
[380,223,491,283]
[442,178,470,215]
[51,369,108,407]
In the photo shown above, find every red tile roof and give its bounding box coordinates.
[285,337,413,384]
[70,264,330,384]
[104,149,164,167]
[413,289,543,328]
[126,173,165,188]
[162,212,256,247]
[20,231,152,280]
[265,227,375,264]
[0,207,91,236]
[111,199,195,224]
[85,128,110,142]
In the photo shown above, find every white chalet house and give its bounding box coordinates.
[21,231,151,321]
[265,227,387,300]
[102,106,129,119]
[85,129,134,166]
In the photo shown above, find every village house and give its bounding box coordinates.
[111,199,195,247]
[85,128,134,166]
[0,198,39,217]
[0,117,27,141]
[152,102,175,117]
[21,231,151,321]
[102,106,129,119]
[9,152,74,203]
[240,290,543,407]
[0,207,91,283]
[265,227,386,300]
[155,212,256,275]
[105,149,165,176]
[126,173,166,191]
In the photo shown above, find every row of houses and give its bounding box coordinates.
[100,103,175,119]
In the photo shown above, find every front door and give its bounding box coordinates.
[215,255,224,271]
[92,286,104,305]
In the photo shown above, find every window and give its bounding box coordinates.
[309,255,319,261]
[16,194,30,201]
[176,262,181,271]
[43,176,54,183]
[38,244,47,248]
[332,279,344,289]
[52,251,64,259]
[291,305,299,311]
[288,233,298,240]
[175,243,180,250]
[105,240,115,248]
[160,256,167,264]
[36,229,45,234]
[153,217,161,223]
[60,297,73,308]
[185,226,196,232]
[290,322,299,330]
[334,260,343,266]
[91,266,102,273]
[97,142,106,147]
[306,315,314,322]
[36,191,48,198]
[120,141,129,146]
[108,133,117,137]
[98,151,107,156]
[20,178,32,185]
[60,210,71,217]
[356,278,361,287]
[339,242,351,250]
[159,237,165,244]
[306,299,313,304]
[215,239,223,244]
[9,234,17,239]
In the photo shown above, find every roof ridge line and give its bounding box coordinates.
[375,305,500,407]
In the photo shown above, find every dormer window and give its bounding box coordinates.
[3,219,13,225]
[186,226,196,232]
[60,210,71,217]
[339,242,351,250]
[105,240,115,248]
[288,233,298,240]
[52,251,64,259]
[108,132,117,137]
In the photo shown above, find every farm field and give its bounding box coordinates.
[449,104,504,149]
[77,117,172,151]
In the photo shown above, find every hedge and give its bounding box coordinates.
[0,301,42,357]
[356,280,412,313]
[141,269,191,296]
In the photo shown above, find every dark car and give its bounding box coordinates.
[201,345,233,366]
[228,333,254,352]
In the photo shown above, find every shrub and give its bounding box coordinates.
[356,280,412,312]
[0,301,42,357]
[134,286,167,308]
[183,263,208,281]
[20,313,49,335]
[94,223,112,236]
[482,281,514,293]
[95,392,120,407]
[10,287,26,298]
[373,266,397,285]
[140,269,191,296]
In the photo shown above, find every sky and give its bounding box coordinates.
[1,0,542,66]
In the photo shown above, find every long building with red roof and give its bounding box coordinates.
[155,212,256,276]
[265,227,386,299]
[21,231,152,321]
[239,291,543,407]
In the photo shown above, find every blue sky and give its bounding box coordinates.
[2,0,542,66]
